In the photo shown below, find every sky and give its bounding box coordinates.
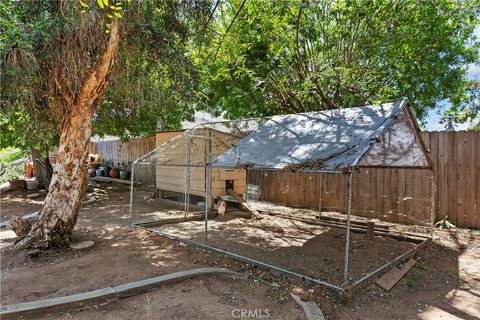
[424,26,480,131]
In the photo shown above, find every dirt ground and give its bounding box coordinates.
[1,184,479,320]
[155,214,415,285]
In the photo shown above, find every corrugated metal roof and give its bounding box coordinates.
[210,100,406,171]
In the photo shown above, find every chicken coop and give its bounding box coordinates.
[130,120,262,224]
[154,128,247,199]
[129,100,434,297]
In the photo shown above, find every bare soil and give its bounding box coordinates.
[1,184,479,320]
[155,214,415,285]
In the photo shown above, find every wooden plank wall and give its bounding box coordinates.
[422,131,479,229]
[88,136,156,182]
[155,129,247,197]
[248,169,433,225]
[248,130,479,229]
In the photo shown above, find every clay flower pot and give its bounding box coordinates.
[110,167,119,178]
[90,162,100,170]
[25,162,35,178]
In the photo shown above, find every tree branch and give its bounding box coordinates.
[212,0,247,61]
[76,19,121,111]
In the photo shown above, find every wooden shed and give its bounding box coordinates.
[155,128,247,200]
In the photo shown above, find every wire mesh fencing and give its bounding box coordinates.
[128,115,434,291]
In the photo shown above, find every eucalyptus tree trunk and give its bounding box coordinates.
[16,20,121,249]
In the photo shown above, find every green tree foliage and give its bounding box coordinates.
[195,0,480,121]
[93,0,209,138]
[0,0,61,153]
[1,0,213,248]
[446,80,480,129]
[0,0,209,151]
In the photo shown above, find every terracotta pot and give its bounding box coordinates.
[110,167,119,178]
[90,162,100,169]
[25,162,35,178]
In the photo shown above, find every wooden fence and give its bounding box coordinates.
[248,168,433,226]
[248,131,479,229]
[89,131,479,228]
[88,136,156,182]
[422,131,479,229]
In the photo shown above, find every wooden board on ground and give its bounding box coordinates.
[376,259,416,291]
[226,189,262,219]
[134,212,216,228]
[90,176,137,185]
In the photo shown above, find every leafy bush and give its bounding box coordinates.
[0,160,26,184]
[435,216,456,229]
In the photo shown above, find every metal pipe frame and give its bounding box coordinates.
[350,99,406,168]
[343,171,354,283]
[358,165,433,170]
[184,136,191,217]
[187,116,269,127]
[209,165,344,174]
[130,164,432,297]
[429,173,437,238]
[132,211,431,296]
[128,161,135,225]
[128,106,435,296]
[136,163,207,167]
[205,130,213,245]
[318,174,323,216]
[346,237,430,292]
[141,226,346,294]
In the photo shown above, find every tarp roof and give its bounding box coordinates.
[157,111,263,135]
[210,100,430,172]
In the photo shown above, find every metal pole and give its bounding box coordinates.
[204,129,213,245]
[348,237,430,291]
[205,164,211,245]
[128,161,136,225]
[343,171,354,283]
[318,173,323,217]
[245,168,249,203]
[184,136,191,218]
[429,172,437,238]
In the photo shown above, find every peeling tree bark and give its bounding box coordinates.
[16,20,121,249]
[7,217,34,239]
